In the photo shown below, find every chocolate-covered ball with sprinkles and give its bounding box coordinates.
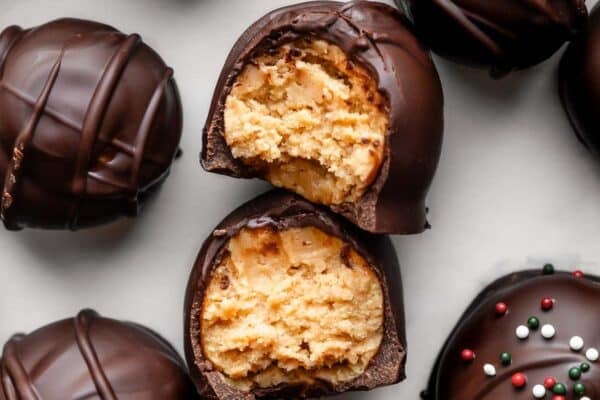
[423,267,600,399]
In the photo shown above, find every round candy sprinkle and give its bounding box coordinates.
[541,324,556,339]
[499,352,512,366]
[544,377,557,389]
[483,363,496,377]
[573,270,584,278]
[568,367,582,380]
[552,396,565,400]
[495,302,508,316]
[461,349,475,362]
[532,384,546,398]
[552,382,567,394]
[527,316,540,330]
[581,362,590,372]
[511,372,527,388]
[516,325,530,340]
[569,336,584,351]
[581,397,591,400]
[541,297,554,311]
[543,263,555,275]
[585,347,599,362]
[574,382,586,395]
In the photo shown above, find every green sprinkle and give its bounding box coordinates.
[543,263,555,275]
[581,362,591,372]
[569,367,582,380]
[574,382,586,395]
[527,316,540,330]
[499,352,511,366]
[553,383,567,395]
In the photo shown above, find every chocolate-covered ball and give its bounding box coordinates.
[423,268,600,399]
[560,4,600,155]
[396,0,588,78]
[202,1,444,234]
[0,309,198,399]
[184,190,406,399]
[0,18,182,230]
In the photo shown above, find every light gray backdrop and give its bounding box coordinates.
[1,1,599,398]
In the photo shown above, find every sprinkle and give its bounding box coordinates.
[461,349,476,362]
[574,382,586,395]
[499,352,511,366]
[569,336,584,351]
[552,382,567,395]
[568,367,581,380]
[581,362,590,372]
[532,384,546,398]
[516,325,530,340]
[483,363,496,377]
[585,348,599,362]
[544,377,557,389]
[543,264,555,275]
[511,372,527,388]
[573,270,584,278]
[527,316,540,330]
[541,297,554,311]
[495,302,508,316]
[552,396,566,400]
[541,324,556,339]
[580,397,591,400]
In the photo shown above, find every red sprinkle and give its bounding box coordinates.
[541,297,554,311]
[511,372,527,388]
[552,396,566,400]
[461,349,475,362]
[495,302,508,316]
[573,270,584,278]
[544,377,556,389]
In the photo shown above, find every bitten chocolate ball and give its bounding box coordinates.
[202,1,444,234]
[560,4,600,156]
[0,309,198,399]
[184,190,406,399]
[423,268,600,399]
[0,18,182,230]
[396,0,588,78]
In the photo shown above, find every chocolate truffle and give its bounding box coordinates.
[396,0,588,78]
[202,1,444,234]
[0,309,198,399]
[423,268,600,399]
[560,4,600,156]
[184,190,406,399]
[0,18,182,230]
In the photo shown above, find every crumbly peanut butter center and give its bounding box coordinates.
[200,226,384,390]
[224,39,389,205]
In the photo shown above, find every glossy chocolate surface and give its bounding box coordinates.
[560,3,600,155]
[396,0,588,78]
[0,18,182,230]
[202,1,444,234]
[0,309,198,400]
[423,269,600,399]
[184,190,406,399]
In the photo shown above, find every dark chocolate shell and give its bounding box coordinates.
[0,18,182,230]
[201,1,444,234]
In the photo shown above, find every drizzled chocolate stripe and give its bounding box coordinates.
[68,33,141,229]
[1,335,41,400]
[73,310,117,400]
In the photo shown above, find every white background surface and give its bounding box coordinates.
[1,0,600,398]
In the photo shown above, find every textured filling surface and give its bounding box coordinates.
[200,226,384,390]
[224,39,389,205]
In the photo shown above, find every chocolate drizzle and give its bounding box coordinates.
[202,1,444,234]
[0,309,198,399]
[397,0,588,77]
[0,19,183,230]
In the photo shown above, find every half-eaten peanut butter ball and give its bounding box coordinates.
[202,1,444,234]
[184,190,406,399]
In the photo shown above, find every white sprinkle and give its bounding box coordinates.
[580,397,591,400]
[541,324,556,339]
[586,347,599,362]
[516,325,530,340]
[532,384,546,398]
[570,336,584,351]
[483,363,496,377]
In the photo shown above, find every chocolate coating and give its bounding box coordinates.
[184,190,406,399]
[0,18,182,230]
[201,1,444,234]
[560,3,600,155]
[423,270,600,399]
[396,0,588,78]
[0,309,198,399]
